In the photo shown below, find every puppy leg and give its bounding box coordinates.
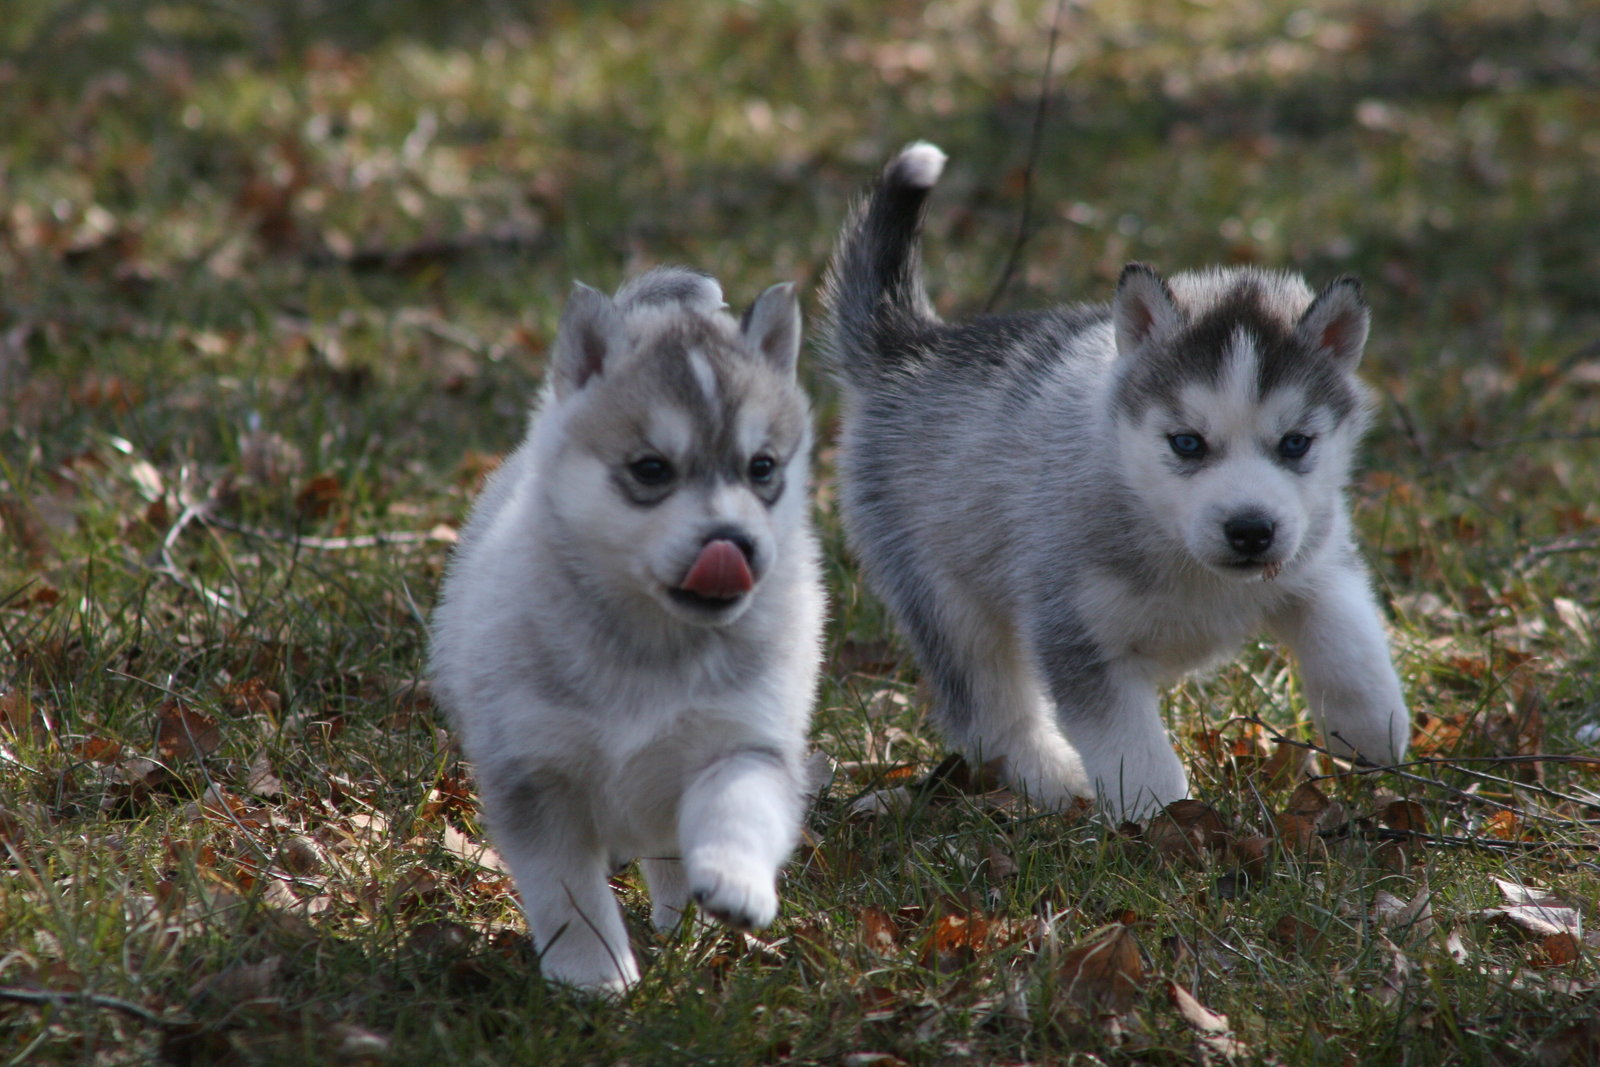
[481,772,639,993]
[1270,567,1409,766]
[678,747,801,931]
[900,596,1091,808]
[1040,655,1189,819]
[640,857,697,932]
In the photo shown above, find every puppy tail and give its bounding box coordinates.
[820,141,947,388]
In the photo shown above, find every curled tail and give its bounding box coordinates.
[821,142,947,388]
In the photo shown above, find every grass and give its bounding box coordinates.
[3,0,1600,1062]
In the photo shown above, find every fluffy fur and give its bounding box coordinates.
[430,268,825,992]
[821,142,1409,817]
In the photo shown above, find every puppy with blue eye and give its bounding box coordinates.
[821,143,1409,817]
[430,268,824,993]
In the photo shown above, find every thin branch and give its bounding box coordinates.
[1234,715,1600,827]
[1323,826,1600,855]
[0,986,190,1028]
[152,497,244,618]
[985,0,1072,313]
[204,514,447,551]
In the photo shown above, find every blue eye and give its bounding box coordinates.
[1279,433,1312,459]
[1168,433,1207,459]
[629,456,673,486]
[748,455,777,484]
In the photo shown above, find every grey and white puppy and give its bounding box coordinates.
[430,268,825,992]
[821,143,1408,817]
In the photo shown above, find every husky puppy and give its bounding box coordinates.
[430,268,824,992]
[821,143,1408,818]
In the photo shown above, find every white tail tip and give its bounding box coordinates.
[891,141,946,189]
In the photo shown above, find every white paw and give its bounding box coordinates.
[686,852,779,931]
[1003,736,1095,811]
[539,939,640,994]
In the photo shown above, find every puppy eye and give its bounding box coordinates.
[1168,433,1207,459]
[1278,433,1313,459]
[628,456,674,486]
[748,455,777,484]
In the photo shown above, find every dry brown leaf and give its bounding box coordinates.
[1271,812,1322,854]
[1146,800,1230,866]
[0,689,47,740]
[295,472,343,521]
[440,823,508,873]
[189,956,283,1005]
[0,805,24,846]
[244,752,284,798]
[1285,781,1332,820]
[858,907,898,956]
[1168,980,1249,1062]
[1269,914,1325,956]
[1480,878,1583,939]
[1379,799,1428,834]
[1257,740,1310,788]
[154,701,222,762]
[1531,932,1582,968]
[1372,935,1415,1007]
[1230,835,1271,879]
[72,735,124,763]
[1056,924,1144,1014]
[849,785,914,818]
[978,838,1021,882]
[1168,980,1229,1033]
[923,912,993,973]
[1372,880,1434,938]
[221,678,281,718]
[1534,1017,1600,1067]
[278,834,325,876]
[1482,810,1521,840]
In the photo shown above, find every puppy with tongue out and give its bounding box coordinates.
[676,536,756,606]
[430,268,824,994]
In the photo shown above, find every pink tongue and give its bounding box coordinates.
[679,539,754,599]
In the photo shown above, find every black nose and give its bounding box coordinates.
[1224,515,1275,556]
[704,525,756,563]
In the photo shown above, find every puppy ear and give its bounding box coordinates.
[741,282,801,375]
[1113,263,1182,356]
[1294,276,1369,367]
[551,282,624,398]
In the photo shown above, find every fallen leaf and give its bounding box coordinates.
[1168,980,1229,1033]
[154,701,222,761]
[858,907,898,956]
[1168,980,1249,1062]
[1056,924,1144,1014]
[189,956,283,1005]
[1146,800,1230,866]
[1372,935,1415,1007]
[1480,879,1583,939]
[1285,781,1332,819]
[1270,914,1325,956]
[1379,799,1428,834]
[328,1021,390,1062]
[1531,932,1582,968]
[978,838,1020,882]
[841,1054,907,1067]
[1373,880,1434,938]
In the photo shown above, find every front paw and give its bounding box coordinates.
[686,852,779,930]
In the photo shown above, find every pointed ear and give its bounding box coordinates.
[741,282,801,375]
[1113,263,1182,356]
[551,282,623,398]
[1294,276,1370,367]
